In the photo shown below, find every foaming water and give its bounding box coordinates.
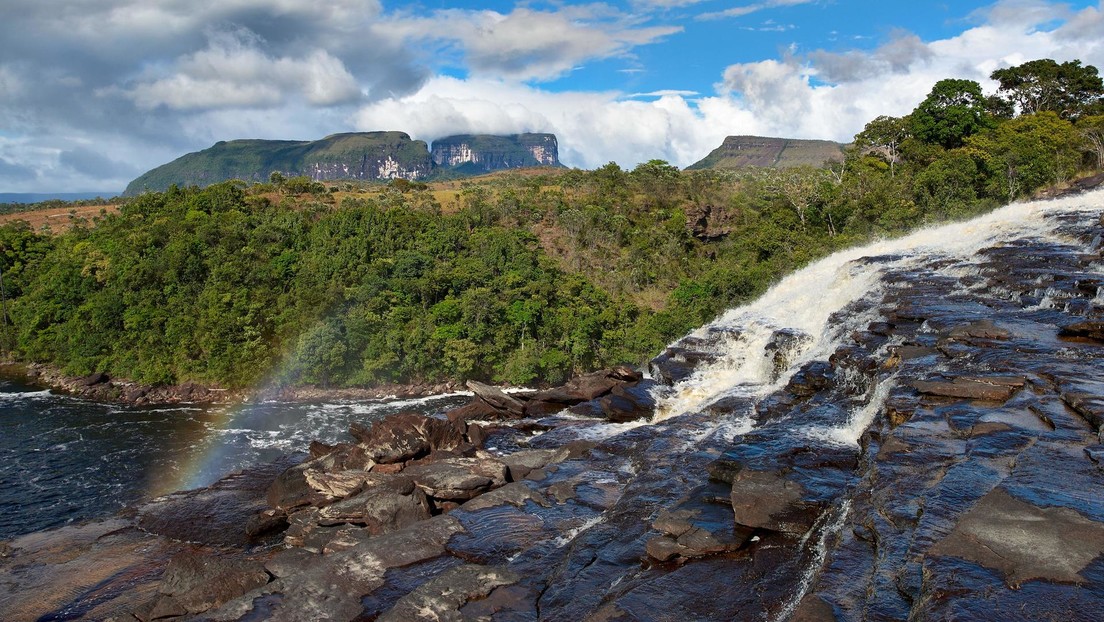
[655,190,1104,438]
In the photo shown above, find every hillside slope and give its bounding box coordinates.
[687,135,845,170]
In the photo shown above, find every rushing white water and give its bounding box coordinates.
[773,499,854,622]
[653,189,1104,440]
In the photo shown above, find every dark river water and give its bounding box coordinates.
[0,374,468,540]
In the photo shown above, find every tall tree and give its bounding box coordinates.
[854,115,910,176]
[909,79,992,149]
[1078,115,1104,170]
[990,59,1104,120]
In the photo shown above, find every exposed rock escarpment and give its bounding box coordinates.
[124,131,562,195]
[125,132,435,194]
[431,133,561,173]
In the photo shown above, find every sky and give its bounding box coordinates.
[1,0,1103,193]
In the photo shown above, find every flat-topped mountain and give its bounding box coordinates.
[431,134,560,174]
[688,135,845,170]
[124,132,561,195]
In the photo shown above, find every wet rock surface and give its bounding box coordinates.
[5,192,1104,620]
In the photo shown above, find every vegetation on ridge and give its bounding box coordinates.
[0,58,1101,391]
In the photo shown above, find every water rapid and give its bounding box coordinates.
[653,190,1104,439]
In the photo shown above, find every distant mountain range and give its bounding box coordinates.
[687,135,845,171]
[124,132,562,196]
[114,131,845,198]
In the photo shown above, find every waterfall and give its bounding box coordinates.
[653,189,1104,431]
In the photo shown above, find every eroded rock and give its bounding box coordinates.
[153,551,270,615]
[316,477,432,534]
[378,564,519,622]
[930,487,1104,587]
[911,376,1024,402]
[353,412,466,464]
[402,455,508,501]
[729,470,819,536]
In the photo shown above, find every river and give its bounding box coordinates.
[0,374,468,540]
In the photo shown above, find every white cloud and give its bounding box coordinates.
[699,0,817,20]
[352,2,1104,173]
[121,31,362,110]
[352,76,753,169]
[629,90,702,98]
[808,32,934,83]
[2,0,1104,193]
[378,6,681,81]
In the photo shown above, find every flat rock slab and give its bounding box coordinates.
[141,550,270,617]
[729,469,819,536]
[1059,321,1104,341]
[930,487,1104,587]
[911,377,1022,402]
[378,564,519,622]
[206,515,465,621]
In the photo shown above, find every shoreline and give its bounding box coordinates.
[0,361,463,406]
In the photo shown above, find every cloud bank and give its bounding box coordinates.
[0,0,1102,192]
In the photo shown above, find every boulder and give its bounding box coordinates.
[501,448,571,481]
[352,412,466,464]
[523,399,569,417]
[266,459,377,511]
[402,455,509,501]
[945,319,1011,340]
[1059,321,1104,342]
[530,371,618,404]
[308,440,338,459]
[303,468,376,498]
[378,564,519,622]
[283,507,323,548]
[245,509,288,539]
[597,381,656,422]
[729,469,822,536]
[445,398,504,424]
[466,380,526,415]
[76,371,109,387]
[317,477,432,534]
[647,492,754,562]
[784,361,835,397]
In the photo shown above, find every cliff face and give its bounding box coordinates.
[125,132,559,195]
[124,132,433,195]
[431,133,561,173]
[301,132,433,183]
[688,135,845,170]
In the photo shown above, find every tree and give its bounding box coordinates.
[766,167,829,228]
[1078,115,1104,170]
[909,79,992,149]
[967,112,1082,200]
[990,59,1104,120]
[854,115,910,176]
[913,149,984,218]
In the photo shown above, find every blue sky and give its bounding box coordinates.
[1,0,1102,192]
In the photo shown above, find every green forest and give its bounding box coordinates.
[1,59,1102,390]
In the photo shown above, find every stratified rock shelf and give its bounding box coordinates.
[2,190,1104,621]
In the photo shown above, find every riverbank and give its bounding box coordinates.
[0,361,463,406]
